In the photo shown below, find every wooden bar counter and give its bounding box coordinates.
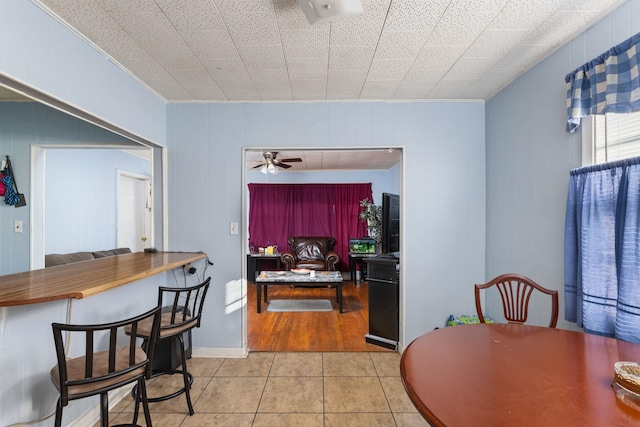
[0,251,207,307]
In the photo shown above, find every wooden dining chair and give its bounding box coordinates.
[475,273,559,328]
[50,306,161,427]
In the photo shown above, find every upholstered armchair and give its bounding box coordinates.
[281,236,340,271]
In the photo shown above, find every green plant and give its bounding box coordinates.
[359,198,382,246]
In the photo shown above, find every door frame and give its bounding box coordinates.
[240,146,405,352]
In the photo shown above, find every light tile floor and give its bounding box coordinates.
[108,352,430,426]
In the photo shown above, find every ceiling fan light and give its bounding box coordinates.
[297,0,363,24]
[260,164,268,174]
[267,163,277,174]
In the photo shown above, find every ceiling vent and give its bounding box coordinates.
[297,0,364,25]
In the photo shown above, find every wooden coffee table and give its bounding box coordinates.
[254,271,343,313]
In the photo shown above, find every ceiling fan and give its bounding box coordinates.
[253,151,302,174]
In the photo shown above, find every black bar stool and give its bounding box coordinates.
[50,306,161,427]
[131,277,211,418]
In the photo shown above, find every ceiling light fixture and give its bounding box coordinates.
[297,0,364,25]
[261,159,279,175]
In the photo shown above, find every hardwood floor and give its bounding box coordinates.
[247,277,391,352]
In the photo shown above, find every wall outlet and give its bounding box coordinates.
[230,222,238,235]
[14,221,23,233]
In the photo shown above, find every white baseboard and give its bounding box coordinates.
[192,346,249,358]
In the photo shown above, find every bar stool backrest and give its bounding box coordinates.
[51,306,161,410]
[157,277,211,338]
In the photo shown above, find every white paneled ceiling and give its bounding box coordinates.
[246,149,402,172]
[34,0,624,102]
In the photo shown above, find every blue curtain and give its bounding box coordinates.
[565,157,640,343]
[565,32,640,133]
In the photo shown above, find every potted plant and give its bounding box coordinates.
[359,198,382,249]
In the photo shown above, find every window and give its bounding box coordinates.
[592,111,640,164]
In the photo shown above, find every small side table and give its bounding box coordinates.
[249,253,282,280]
[348,253,377,284]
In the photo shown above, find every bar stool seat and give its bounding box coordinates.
[51,306,161,427]
[130,277,211,417]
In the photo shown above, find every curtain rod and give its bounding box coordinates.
[570,156,640,176]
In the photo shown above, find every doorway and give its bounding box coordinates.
[117,171,152,252]
[242,147,403,352]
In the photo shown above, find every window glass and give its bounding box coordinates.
[593,111,640,164]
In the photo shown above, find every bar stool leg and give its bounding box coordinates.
[178,334,195,415]
[132,381,141,426]
[140,377,153,427]
[133,335,195,413]
[99,393,109,427]
[54,401,63,427]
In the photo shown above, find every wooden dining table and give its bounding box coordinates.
[400,323,640,426]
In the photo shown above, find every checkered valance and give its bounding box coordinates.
[566,32,640,133]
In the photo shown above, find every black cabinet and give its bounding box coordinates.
[247,254,256,279]
[365,255,399,349]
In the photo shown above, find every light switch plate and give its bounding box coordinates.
[230,222,238,235]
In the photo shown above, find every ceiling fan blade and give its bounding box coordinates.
[277,163,292,169]
[278,157,302,162]
[251,164,264,169]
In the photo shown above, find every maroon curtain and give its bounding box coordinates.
[333,184,372,267]
[248,184,292,252]
[248,183,373,271]
[288,184,335,237]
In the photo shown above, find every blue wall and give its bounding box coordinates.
[167,101,486,351]
[485,1,640,326]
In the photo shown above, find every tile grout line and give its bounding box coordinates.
[108,351,417,426]
[189,358,220,414]
[253,352,276,425]
[322,352,326,426]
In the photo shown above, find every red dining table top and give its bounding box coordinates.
[400,323,640,427]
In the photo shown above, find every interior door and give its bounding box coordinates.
[117,171,152,252]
